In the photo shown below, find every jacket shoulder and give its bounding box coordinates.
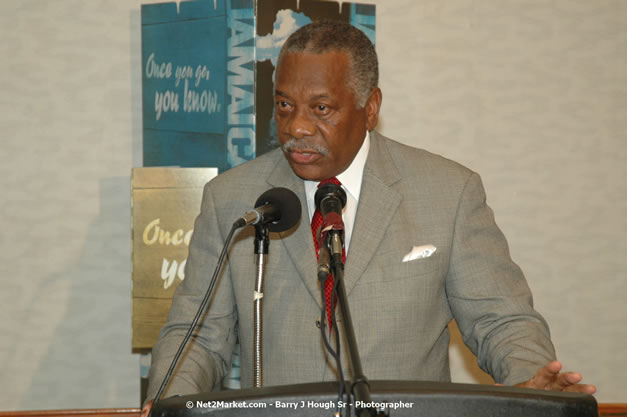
[373,131,476,185]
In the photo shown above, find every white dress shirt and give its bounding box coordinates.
[304,131,370,252]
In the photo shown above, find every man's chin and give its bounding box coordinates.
[286,159,329,182]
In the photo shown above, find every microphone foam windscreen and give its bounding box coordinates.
[255,187,302,232]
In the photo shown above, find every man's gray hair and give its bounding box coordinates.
[277,20,378,108]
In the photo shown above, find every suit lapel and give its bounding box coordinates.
[264,131,403,305]
[344,131,402,294]
[266,154,322,308]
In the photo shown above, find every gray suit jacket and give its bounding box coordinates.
[147,131,555,400]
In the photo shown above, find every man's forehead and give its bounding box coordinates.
[275,87,334,102]
[276,50,350,74]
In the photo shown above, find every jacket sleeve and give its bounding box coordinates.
[445,172,556,385]
[146,181,238,402]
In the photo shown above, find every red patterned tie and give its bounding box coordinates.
[311,177,346,332]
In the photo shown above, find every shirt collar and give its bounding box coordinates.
[304,131,370,203]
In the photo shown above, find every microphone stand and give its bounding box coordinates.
[253,224,269,388]
[327,230,382,417]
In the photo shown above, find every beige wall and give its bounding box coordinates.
[0,0,624,409]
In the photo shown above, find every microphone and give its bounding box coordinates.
[234,187,302,232]
[314,183,347,278]
[314,182,347,235]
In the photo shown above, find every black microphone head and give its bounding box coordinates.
[254,187,302,232]
[314,183,347,216]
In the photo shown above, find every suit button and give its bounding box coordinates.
[315,319,321,328]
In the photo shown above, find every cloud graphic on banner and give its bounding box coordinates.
[256,10,312,68]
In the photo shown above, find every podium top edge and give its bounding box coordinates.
[157,380,597,404]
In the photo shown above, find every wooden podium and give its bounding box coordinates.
[150,381,599,417]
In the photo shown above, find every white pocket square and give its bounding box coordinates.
[402,244,437,262]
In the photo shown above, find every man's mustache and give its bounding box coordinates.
[281,138,329,156]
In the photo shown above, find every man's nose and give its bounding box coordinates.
[286,108,316,138]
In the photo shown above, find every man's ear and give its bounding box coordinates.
[365,87,382,130]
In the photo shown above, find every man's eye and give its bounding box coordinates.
[316,104,329,113]
[276,101,290,109]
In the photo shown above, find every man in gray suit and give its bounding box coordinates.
[144,21,595,410]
